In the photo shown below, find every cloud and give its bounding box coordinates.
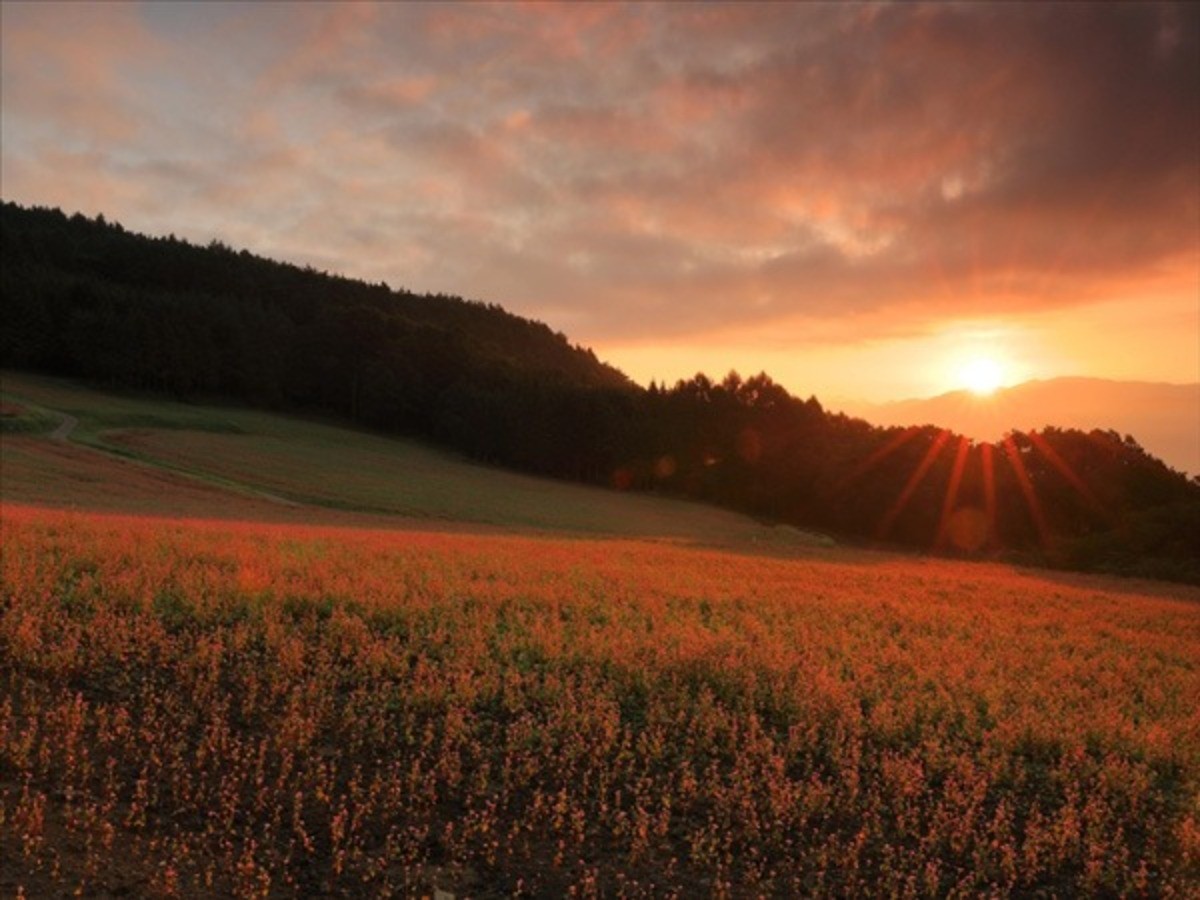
[0,1,168,144]
[1,1,1196,348]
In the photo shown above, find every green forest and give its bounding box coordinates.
[3,202,1197,582]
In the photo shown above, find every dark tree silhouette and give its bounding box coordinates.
[3,201,1197,582]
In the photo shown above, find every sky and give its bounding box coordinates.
[2,1,1197,404]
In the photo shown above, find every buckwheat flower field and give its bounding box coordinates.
[2,504,1197,897]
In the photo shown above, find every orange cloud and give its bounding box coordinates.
[1,1,1196,365]
[0,1,167,142]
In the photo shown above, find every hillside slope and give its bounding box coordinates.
[0,201,629,414]
[3,203,1197,582]
[0,370,827,552]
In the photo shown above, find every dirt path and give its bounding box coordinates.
[50,411,78,442]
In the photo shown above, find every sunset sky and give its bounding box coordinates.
[2,1,1197,404]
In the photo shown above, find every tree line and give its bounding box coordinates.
[3,202,1197,581]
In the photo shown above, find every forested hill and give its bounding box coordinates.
[0,202,628,424]
[3,201,1198,583]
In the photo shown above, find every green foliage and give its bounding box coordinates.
[1061,500,1200,582]
[152,588,197,634]
[280,594,337,624]
[0,400,56,434]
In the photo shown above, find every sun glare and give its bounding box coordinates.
[960,357,1003,395]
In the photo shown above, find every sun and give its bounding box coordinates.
[959,357,1003,395]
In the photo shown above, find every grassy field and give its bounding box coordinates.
[1,400,59,435]
[2,371,1198,896]
[0,371,825,549]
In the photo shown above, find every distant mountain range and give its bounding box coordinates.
[844,377,1199,476]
